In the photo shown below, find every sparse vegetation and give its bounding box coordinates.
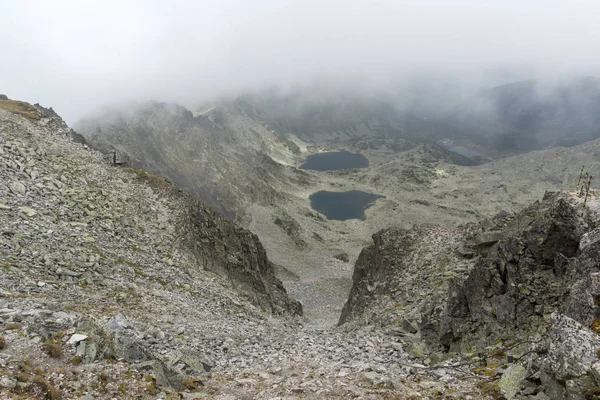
[43,339,63,358]
[31,375,62,400]
[4,322,22,331]
[592,318,600,334]
[120,167,172,189]
[0,335,6,349]
[183,377,203,391]
[0,99,40,119]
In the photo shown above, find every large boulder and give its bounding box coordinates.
[544,312,600,381]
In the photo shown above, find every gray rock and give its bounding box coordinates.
[562,272,600,326]
[544,312,600,381]
[539,370,565,400]
[402,318,418,334]
[57,268,82,278]
[0,376,17,389]
[457,243,474,258]
[580,228,600,251]
[114,334,149,362]
[565,376,596,400]
[498,364,527,399]
[591,361,600,385]
[471,231,504,248]
[108,313,134,331]
[9,180,26,195]
[359,371,380,386]
[19,206,36,217]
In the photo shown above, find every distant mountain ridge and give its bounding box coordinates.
[223,77,600,154]
[443,76,600,151]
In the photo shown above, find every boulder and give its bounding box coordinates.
[562,272,600,327]
[544,312,600,381]
[498,364,527,400]
[471,231,503,248]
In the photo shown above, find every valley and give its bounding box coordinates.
[2,91,600,399]
[76,94,600,330]
[3,1,600,398]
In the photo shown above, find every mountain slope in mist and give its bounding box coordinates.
[445,76,600,151]
[233,89,454,144]
[76,101,307,220]
[218,77,600,155]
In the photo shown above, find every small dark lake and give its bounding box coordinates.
[300,151,369,171]
[309,191,384,220]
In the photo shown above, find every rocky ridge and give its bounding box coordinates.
[340,190,600,399]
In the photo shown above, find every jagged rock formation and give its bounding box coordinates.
[340,190,600,398]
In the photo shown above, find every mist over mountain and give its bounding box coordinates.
[4,1,600,399]
[443,76,600,151]
[3,1,600,122]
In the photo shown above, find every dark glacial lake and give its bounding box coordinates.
[300,151,369,171]
[309,191,384,221]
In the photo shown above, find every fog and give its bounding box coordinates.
[1,0,599,123]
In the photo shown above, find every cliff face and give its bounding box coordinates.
[164,183,303,316]
[340,191,600,399]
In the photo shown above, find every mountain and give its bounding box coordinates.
[4,94,600,398]
[75,90,600,327]
[76,101,307,221]
[443,77,600,152]
[231,88,454,144]
[0,96,539,399]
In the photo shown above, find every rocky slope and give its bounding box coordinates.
[340,190,600,399]
[0,98,517,399]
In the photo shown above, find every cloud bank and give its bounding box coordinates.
[1,0,599,122]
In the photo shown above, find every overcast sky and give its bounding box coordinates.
[1,0,599,122]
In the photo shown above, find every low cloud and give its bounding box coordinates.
[1,0,599,122]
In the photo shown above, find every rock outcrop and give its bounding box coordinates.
[341,190,600,398]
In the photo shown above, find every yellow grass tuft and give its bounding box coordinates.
[0,100,40,119]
